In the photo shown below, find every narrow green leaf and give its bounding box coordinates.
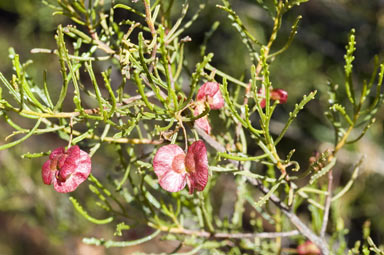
[42,70,54,108]
[69,197,114,224]
[332,157,363,202]
[85,61,106,118]
[346,118,375,144]
[221,78,248,127]
[134,70,154,111]
[330,103,353,126]
[254,178,283,207]
[102,71,116,118]
[268,15,302,58]
[344,29,356,105]
[275,90,317,145]
[113,3,146,18]
[0,118,42,150]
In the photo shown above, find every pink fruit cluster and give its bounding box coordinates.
[152,83,221,193]
[193,82,225,134]
[153,140,208,193]
[42,145,92,193]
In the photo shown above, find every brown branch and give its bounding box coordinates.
[143,0,158,73]
[143,0,156,41]
[247,177,329,255]
[197,128,329,255]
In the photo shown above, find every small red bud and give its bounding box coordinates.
[297,241,321,255]
[271,89,288,104]
[258,88,288,108]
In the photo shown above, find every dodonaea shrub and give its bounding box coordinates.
[0,0,383,254]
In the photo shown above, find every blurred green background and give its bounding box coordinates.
[0,0,384,254]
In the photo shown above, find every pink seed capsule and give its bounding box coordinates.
[153,141,209,193]
[42,145,91,193]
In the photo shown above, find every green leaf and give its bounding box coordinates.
[344,29,356,105]
[275,90,317,145]
[0,118,42,151]
[69,197,114,224]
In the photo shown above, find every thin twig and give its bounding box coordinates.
[321,170,333,238]
[122,91,156,105]
[6,91,155,119]
[31,48,112,61]
[143,0,158,72]
[153,224,299,239]
[215,230,299,239]
[247,177,329,255]
[67,117,74,147]
[52,119,164,145]
[89,28,116,55]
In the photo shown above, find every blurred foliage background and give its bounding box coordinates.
[0,0,384,254]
